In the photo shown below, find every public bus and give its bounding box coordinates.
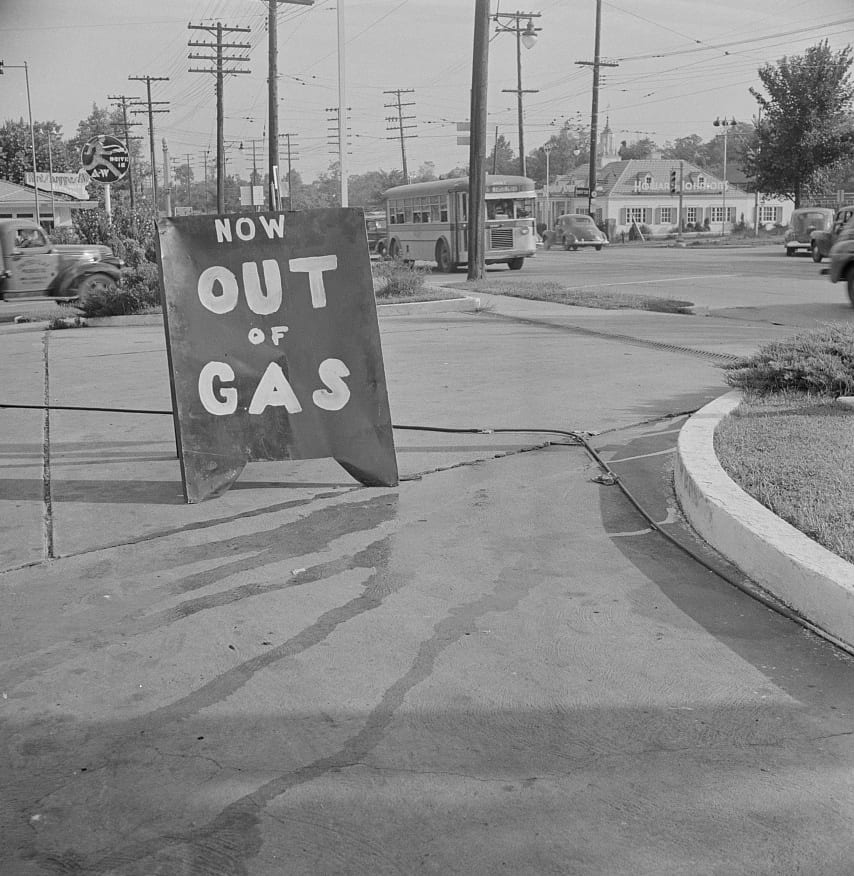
[381,174,537,272]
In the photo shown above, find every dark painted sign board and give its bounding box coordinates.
[81,135,130,184]
[156,208,398,502]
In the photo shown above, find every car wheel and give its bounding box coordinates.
[811,243,823,263]
[595,245,602,251]
[376,241,386,259]
[785,247,794,257]
[389,240,401,261]
[76,272,117,300]
[435,239,454,273]
[847,266,854,307]
[507,257,524,271]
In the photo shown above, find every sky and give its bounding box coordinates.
[1,0,853,185]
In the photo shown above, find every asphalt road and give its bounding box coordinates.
[470,243,854,327]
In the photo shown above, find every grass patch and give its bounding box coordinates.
[714,390,854,564]
[725,323,854,396]
[463,279,694,314]
[372,260,464,304]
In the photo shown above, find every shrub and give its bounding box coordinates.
[372,260,428,299]
[74,263,162,318]
[724,323,854,396]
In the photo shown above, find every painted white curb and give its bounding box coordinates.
[675,389,854,649]
[377,296,480,316]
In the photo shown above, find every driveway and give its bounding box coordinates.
[1,291,852,875]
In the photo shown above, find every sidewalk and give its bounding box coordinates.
[2,291,853,874]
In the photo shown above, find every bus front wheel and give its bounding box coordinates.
[435,239,454,273]
[507,257,524,271]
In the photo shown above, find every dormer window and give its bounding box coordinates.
[644,173,653,186]
[696,175,705,186]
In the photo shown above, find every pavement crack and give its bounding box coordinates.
[41,330,55,561]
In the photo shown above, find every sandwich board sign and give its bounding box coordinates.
[156,208,398,503]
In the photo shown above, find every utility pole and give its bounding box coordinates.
[128,74,170,210]
[188,21,251,213]
[265,1,314,210]
[326,107,351,201]
[384,88,416,181]
[162,138,172,216]
[279,132,299,210]
[468,0,490,281]
[182,153,193,211]
[200,149,211,211]
[494,11,541,178]
[240,139,263,209]
[107,94,143,210]
[337,0,347,207]
[575,0,618,216]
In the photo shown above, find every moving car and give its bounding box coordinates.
[825,213,854,306]
[783,207,834,257]
[810,205,854,263]
[548,214,609,251]
[0,218,122,300]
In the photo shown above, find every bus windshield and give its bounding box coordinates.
[486,198,534,220]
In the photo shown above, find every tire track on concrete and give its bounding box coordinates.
[479,310,742,364]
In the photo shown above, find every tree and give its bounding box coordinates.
[348,169,404,209]
[746,40,854,207]
[524,123,589,186]
[662,134,706,165]
[0,118,70,185]
[618,137,659,160]
[487,134,517,175]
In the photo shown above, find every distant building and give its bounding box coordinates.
[0,173,96,228]
[538,158,793,237]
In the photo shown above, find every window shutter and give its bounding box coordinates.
[619,207,627,224]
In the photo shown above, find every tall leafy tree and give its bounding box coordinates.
[618,137,659,160]
[0,119,70,184]
[487,133,517,175]
[746,40,854,207]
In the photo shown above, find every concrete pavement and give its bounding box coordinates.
[1,290,853,874]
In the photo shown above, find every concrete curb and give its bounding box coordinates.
[0,296,480,333]
[674,390,854,649]
[376,295,480,316]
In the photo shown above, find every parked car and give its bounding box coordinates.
[825,214,854,306]
[783,207,834,257]
[547,214,609,251]
[364,210,388,258]
[0,218,122,301]
[810,205,854,263]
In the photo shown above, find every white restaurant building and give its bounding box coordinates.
[537,121,793,238]
[539,158,793,239]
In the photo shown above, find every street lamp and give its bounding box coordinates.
[494,12,541,177]
[713,116,736,236]
[542,142,553,227]
[1,61,41,222]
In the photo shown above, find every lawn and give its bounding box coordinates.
[714,391,854,564]
[463,278,694,314]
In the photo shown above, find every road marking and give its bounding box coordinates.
[607,447,676,464]
[575,274,739,289]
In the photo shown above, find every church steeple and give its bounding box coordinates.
[598,116,619,166]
